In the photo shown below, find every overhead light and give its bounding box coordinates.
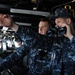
[31,0,38,3]
[10,8,50,17]
[15,22,31,26]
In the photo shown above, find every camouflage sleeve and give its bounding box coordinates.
[15,26,52,46]
[61,35,75,75]
[0,44,30,72]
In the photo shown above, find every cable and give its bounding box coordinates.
[51,0,75,12]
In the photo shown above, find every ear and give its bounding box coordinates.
[0,14,6,19]
[66,18,71,25]
[3,14,7,18]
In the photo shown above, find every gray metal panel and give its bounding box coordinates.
[10,8,51,17]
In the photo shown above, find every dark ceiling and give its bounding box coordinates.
[0,0,75,28]
[0,0,73,11]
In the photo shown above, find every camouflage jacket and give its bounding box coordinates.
[0,26,75,75]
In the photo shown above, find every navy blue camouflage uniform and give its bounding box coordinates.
[50,35,75,75]
[0,26,75,75]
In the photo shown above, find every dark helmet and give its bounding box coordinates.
[54,7,73,18]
